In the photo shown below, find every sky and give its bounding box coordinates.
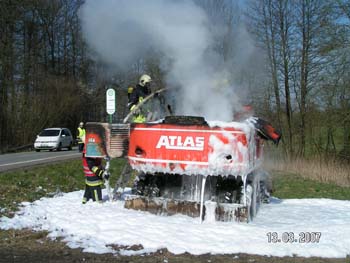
[1,189,350,258]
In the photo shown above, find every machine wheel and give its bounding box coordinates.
[57,143,62,151]
[35,149,40,152]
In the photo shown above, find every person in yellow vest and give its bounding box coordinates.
[128,74,152,123]
[77,122,86,153]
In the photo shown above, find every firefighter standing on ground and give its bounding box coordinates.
[82,148,110,203]
[77,122,86,153]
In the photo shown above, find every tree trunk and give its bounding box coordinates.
[278,0,293,155]
[263,0,282,131]
[299,0,311,157]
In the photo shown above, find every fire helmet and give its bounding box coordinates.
[139,74,152,87]
[79,122,84,127]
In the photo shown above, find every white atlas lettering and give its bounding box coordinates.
[177,136,183,146]
[183,136,195,147]
[196,137,205,148]
[156,135,205,151]
[156,135,169,148]
[168,136,177,145]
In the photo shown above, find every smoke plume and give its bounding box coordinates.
[80,0,252,121]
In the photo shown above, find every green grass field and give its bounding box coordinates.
[272,171,350,200]
[1,159,350,218]
[0,159,126,217]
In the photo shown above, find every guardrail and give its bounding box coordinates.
[1,144,33,153]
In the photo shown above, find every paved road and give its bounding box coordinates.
[0,148,82,172]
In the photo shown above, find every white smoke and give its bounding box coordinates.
[80,0,250,121]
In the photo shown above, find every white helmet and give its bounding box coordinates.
[139,74,152,87]
[79,122,84,127]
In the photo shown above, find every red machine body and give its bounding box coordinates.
[128,121,262,177]
[84,117,275,222]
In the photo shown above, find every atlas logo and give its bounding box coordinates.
[156,135,205,151]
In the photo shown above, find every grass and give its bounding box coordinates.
[1,157,349,218]
[264,155,350,187]
[271,171,350,200]
[265,152,350,200]
[0,158,127,217]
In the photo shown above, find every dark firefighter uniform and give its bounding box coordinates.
[114,75,152,198]
[82,154,105,203]
[128,83,151,123]
[116,82,151,196]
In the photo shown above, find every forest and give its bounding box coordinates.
[0,0,349,166]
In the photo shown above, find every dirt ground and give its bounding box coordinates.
[0,229,348,263]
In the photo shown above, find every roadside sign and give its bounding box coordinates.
[106,88,115,115]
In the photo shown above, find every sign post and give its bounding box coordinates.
[106,88,115,124]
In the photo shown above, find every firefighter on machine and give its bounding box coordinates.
[114,74,156,199]
[82,147,110,204]
[128,74,152,123]
[77,122,86,153]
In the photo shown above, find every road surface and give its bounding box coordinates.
[0,148,81,172]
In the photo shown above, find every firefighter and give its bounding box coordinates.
[114,74,154,199]
[77,122,86,153]
[128,74,152,123]
[82,148,110,204]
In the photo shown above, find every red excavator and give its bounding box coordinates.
[85,111,280,222]
[85,87,281,222]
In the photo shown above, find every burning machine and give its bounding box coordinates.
[85,116,280,222]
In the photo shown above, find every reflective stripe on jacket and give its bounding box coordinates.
[82,156,103,186]
[132,114,147,123]
[128,84,151,124]
[130,101,147,123]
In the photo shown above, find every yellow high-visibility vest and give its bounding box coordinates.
[130,102,147,123]
[77,127,86,143]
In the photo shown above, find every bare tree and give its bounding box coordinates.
[276,0,294,155]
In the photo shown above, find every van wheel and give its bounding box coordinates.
[57,143,62,151]
[68,142,73,151]
[35,149,40,152]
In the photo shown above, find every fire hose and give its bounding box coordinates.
[104,156,113,201]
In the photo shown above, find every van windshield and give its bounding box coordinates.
[39,130,60,136]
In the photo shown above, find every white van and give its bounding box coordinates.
[34,128,73,152]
